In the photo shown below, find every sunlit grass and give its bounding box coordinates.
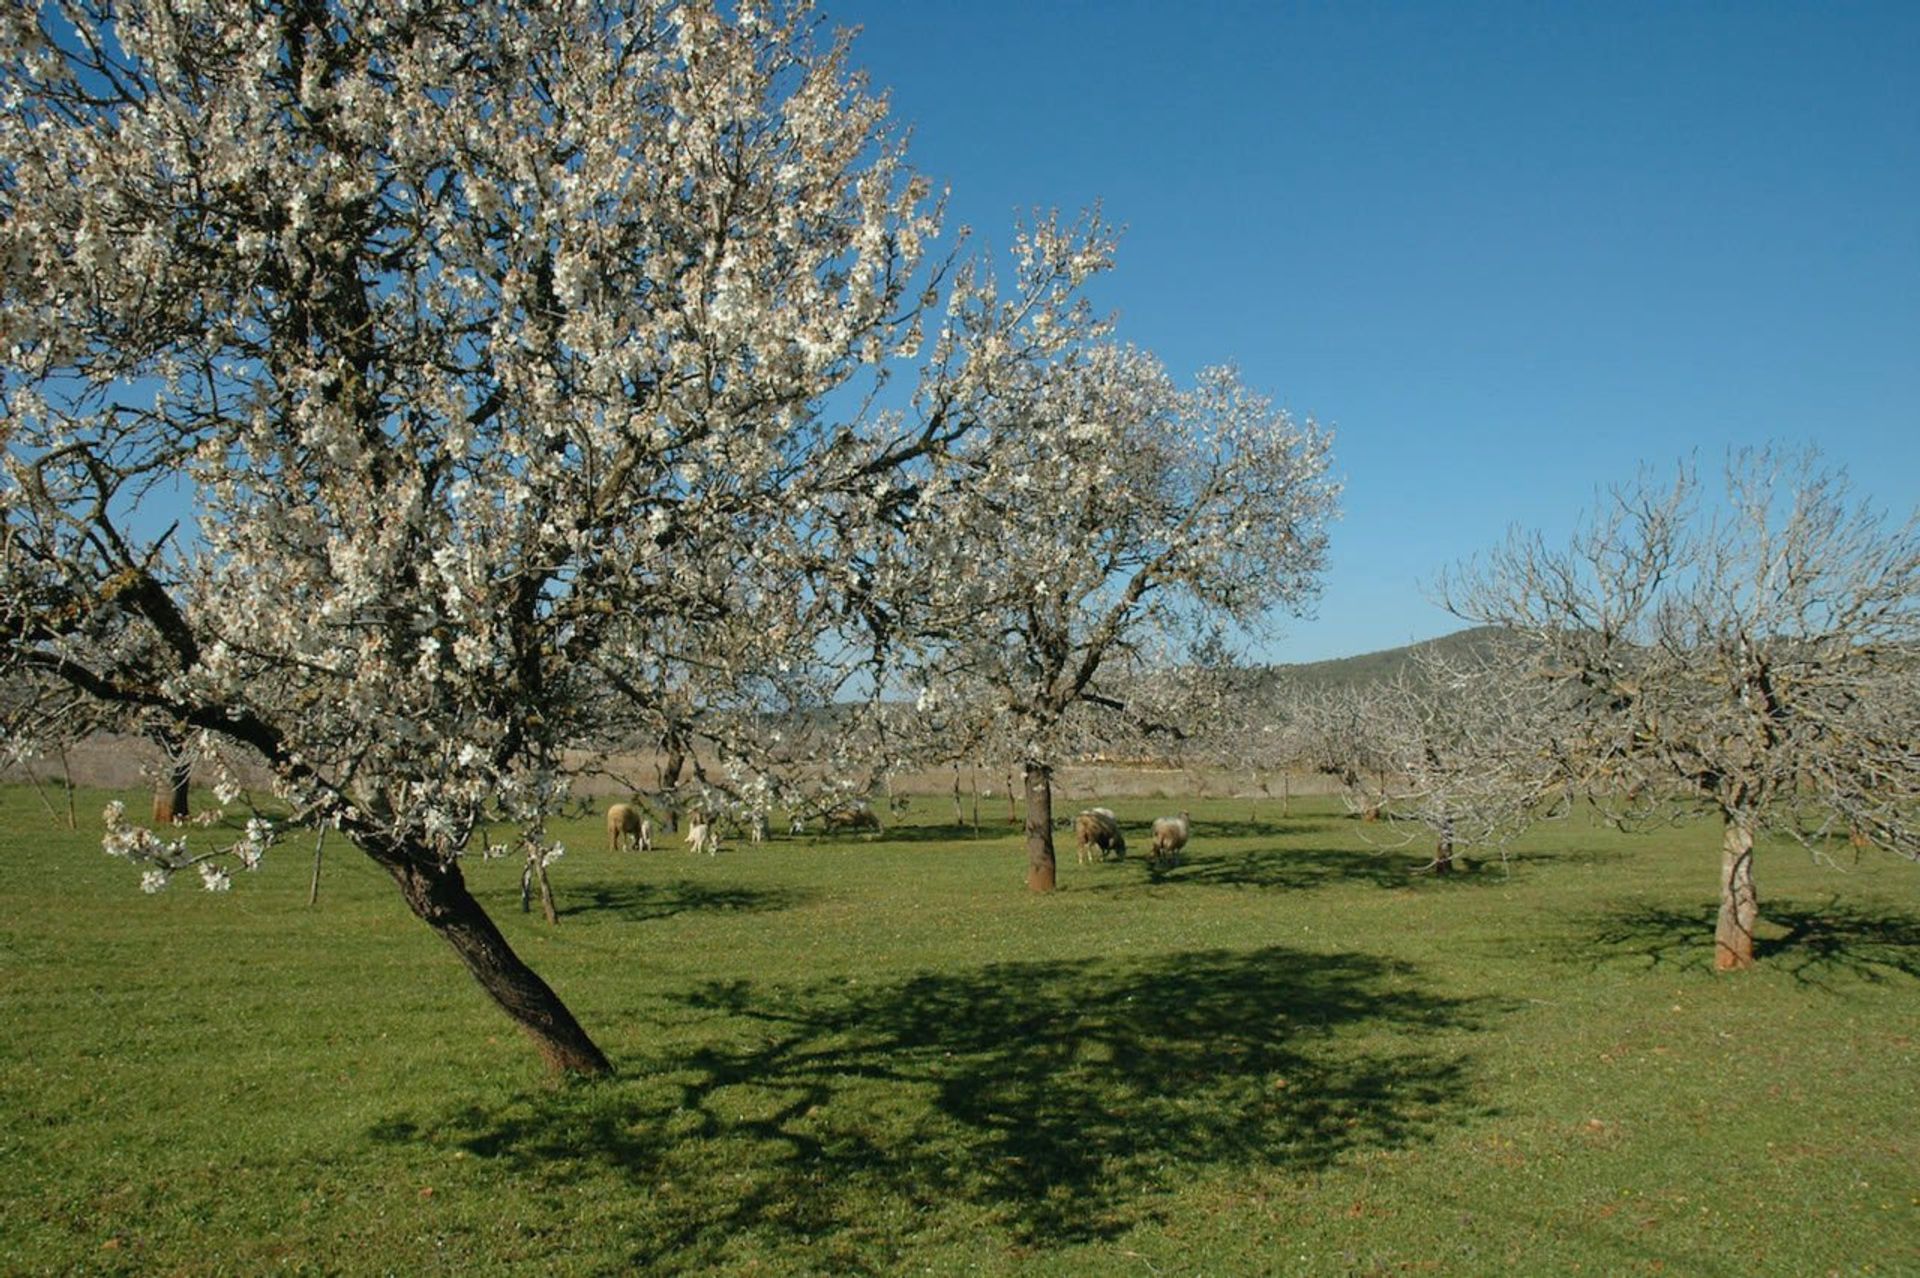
[2,785,1915,1274]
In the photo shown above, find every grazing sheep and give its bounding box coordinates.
[1149,811,1191,868]
[607,803,646,853]
[1074,807,1127,865]
[685,819,719,856]
[823,805,881,833]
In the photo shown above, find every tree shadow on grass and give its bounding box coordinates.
[1105,843,1514,893]
[374,947,1501,1272]
[1575,897,1920,985]
[1141,815,1338,841]
[850,820,1009,844]
[555,879,815,924]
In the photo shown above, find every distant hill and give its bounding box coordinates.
[1261,626,1512,695]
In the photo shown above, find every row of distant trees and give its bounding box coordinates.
[4,3,1915,1078]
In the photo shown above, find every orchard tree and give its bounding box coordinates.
[886,259,1340,889]
[1293,682,1393,820]
[1339,646,1565,874]
[1170,658,1308,816]
[0,0,948,1073]
[1443,449,1920,968]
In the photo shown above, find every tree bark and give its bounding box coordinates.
[1714,818,1759,971]
[1435,815,1455,874]
[659,744,685,831]
[377,839,611,1075]
[308,828,325,907]
[1024,761,1057,893]
[151,731,191,825]
[535,854,559,926]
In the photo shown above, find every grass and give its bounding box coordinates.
[1,786,1916,1275]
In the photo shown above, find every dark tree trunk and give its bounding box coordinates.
[1715,818,1758,971]
[1024,761,1057,893]
[1435,815,1455,874]
[374,839,610,1075]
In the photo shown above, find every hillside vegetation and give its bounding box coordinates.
[1259,625,1512,695]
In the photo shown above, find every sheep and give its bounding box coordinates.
[1149,811,1191,868]
[685,818,719,856]
[1074,807,1127,865]
[607,803,647,853]
[823,805,881,833]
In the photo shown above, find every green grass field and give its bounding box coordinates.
[2,786,1915,1275]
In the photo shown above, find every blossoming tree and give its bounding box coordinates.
[880,245,1341,889]
[0,0,948,1073]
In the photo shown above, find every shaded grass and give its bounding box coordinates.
[1,786,1916,1274]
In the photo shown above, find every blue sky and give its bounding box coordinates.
[827,0,1920,663]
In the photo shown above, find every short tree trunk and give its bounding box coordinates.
[376,838,611,1075]
[1024,761,1057,893]
[1714,819,1759,971]
[151,732,191,825]
[1435,816,1455,874]
[308,828,326,907]
[535,854,559,926]
[659,745,686,832]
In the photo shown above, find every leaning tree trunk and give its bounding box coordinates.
[374,838,611,1075]
[1714,817,1759,971]
[1024,761,1057,893]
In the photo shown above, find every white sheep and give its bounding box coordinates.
[1149,811,1191,868]
[607,803,646,853]
[1074,807,1127,865]
[685,819,719,856]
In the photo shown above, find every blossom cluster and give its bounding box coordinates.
[101,800,274,894]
